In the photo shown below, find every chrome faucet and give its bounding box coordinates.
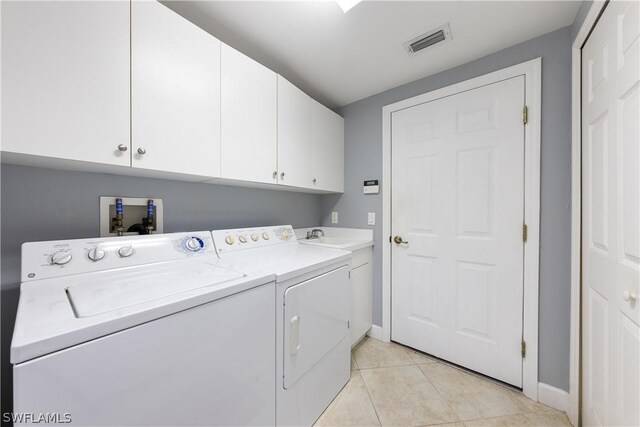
[306,229,325,240]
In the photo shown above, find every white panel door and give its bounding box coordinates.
[131,0,220,178]
[1,1,130,166]
[277,76,312,188]
[311,100,345,192]
[391,76,526,387]
[221,44,278,185]
[582,2,640,426]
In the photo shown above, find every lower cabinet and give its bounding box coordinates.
[351,247,373,346]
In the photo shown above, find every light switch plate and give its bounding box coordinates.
[368,212,375,225]
[331,212,339,224]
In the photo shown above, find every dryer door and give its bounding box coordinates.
[283,266,350,389]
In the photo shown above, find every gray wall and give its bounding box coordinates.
[0,164,322,415]
[321,26,573,391]
[572,1,594,43]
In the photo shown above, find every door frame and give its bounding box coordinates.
[380,58,542,400]
[569,2,608,426]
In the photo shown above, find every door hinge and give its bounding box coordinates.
[522,223,528,243]
[521,340,526,358]
[348,271,351,279]
[523,106,528,125]
[348,321,350,329]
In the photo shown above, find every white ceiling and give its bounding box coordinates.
[163,1,581,108]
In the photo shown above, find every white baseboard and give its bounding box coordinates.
[367,325,389,342]
[538,382,570,414]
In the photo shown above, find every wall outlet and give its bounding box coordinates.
[368,212,375,226]
[331,212,339,224]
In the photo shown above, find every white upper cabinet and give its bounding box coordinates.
[131,1,221,178]
[310,100,344,192]
[1,1,130,166]
[221,44,278,184]
[277,76,312,188]
[1,1,344,192]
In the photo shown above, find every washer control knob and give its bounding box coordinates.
[185,237,203,252]
[118,245,134,258]
[51,251,72,265]
[225,235,235,245]
[239,235,248,244]
[279,228,290,240]
[88,247,106,261]
[262,232,270,240]
[251,233,259,242]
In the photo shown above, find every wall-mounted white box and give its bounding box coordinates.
[99,196,163,237]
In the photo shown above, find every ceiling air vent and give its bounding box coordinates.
[404,24,452,56]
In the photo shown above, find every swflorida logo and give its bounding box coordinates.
[2,412,72,424]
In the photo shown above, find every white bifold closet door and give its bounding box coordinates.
[581,1,640,426]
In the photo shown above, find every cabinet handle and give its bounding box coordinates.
[117,144,128,152]
[313,178,317,185]
[137,148,147,155]
[273,171,278,179]
[280,172,285,179]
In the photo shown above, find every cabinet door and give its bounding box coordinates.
[351,262,373,346]
[277,76,312,188]
[1,1,130,166]
[221,44,277,184]
[311,100,345,192]
[131,1,220,178]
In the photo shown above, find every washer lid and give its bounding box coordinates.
[66,263,245,318]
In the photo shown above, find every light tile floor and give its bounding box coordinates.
[315,338,572,427]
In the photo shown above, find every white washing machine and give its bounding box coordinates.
[211,225,352,426]
[11,231,276,426]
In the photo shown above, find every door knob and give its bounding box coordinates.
[117,144,128,152]
[623,290,638,302]
[280,172,285,179]
[137,147,147,155]
[273,171,278,179]
[393,236,408,245]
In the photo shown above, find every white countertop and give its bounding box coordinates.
[294,227,374,252]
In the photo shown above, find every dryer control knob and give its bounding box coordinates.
[118,245,134,258]
[239,235,248,244]
[88,247,106,261]
[225,235,235,245]
[262,232,270,240]
[251,233,259,242]
[51,251,72,265]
